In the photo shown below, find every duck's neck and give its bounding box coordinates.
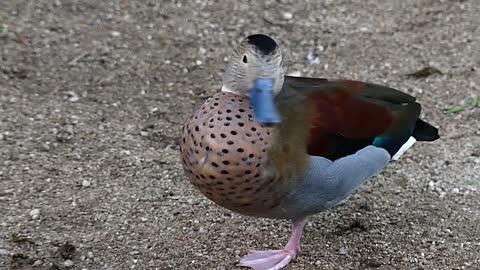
[267,88,313,180]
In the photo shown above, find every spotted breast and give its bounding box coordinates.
[179,91,292,217]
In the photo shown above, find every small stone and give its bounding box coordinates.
[32,260,42,267]
[307,51,321,65]
[195,60,202,66]
[452,188,460,193]
[0,248,9,256]
[39,143,50,152]
[439,191,447,199]
[199,47,207,55]
[87,251,94,258]
[64,259,74,267]
[1,189,13,195]
[338,246,348,255]
[310,57,321,65]
[140,131,149,137]
[198,227,207,234]
[282,12,293,20]
[82,180,91,187]
[66,91,79,102]
[72,153,82,161]
[245,225,256,234]
[111,31,121,37]
[29,209,40,219]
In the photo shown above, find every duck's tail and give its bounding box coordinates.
[412,119,440,142]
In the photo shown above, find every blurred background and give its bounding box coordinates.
[1,0,479,269]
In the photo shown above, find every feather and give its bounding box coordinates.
[280,76,437,160]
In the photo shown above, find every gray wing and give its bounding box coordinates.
[275,146,390,221]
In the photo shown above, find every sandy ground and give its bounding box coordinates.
[1,0,479,269]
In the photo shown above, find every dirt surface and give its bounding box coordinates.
[1,0,479,269]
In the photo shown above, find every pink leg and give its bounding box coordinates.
[238,220,307,270]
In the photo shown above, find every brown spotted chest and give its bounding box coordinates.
[180,92,283,216]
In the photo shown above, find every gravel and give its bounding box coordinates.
[1,0,479,269]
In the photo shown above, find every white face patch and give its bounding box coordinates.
[221,84,250,97]
[220,84,236,94]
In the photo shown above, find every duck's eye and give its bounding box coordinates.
[242,55,248,63]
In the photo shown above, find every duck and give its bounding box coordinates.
[179,34,439,270]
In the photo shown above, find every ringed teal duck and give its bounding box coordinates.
[179,34,439,270]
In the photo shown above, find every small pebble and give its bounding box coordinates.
[66,91,79,102]
[439,191,447,199]
[307,51,321,65]
[39,143,50,152]
[452,188,460,193]
[0,248,9,256]
[32,260,42,267]
[338,246,348,255]
[29,209,40,219]
[282,12,293,20]
[111,31,121,37]
[82,180,91,187]
[64,259,74,267]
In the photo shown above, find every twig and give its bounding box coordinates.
[68,52,89,66]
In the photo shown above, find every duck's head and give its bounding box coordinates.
[222,34,284,126]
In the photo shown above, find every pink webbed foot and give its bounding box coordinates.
[238,220,307,270]
[238,248,299,270]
